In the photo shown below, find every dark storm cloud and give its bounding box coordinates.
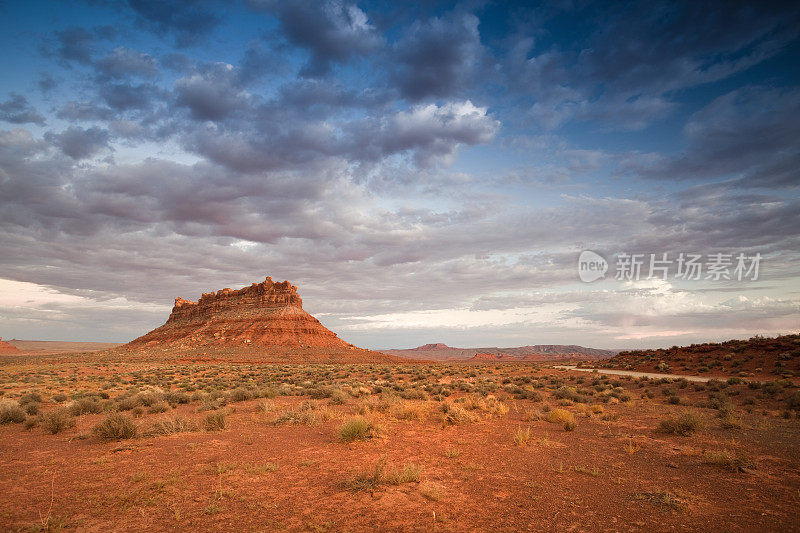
[506,1,800,130]
[0,94,46,126]
[126,0,223,47]
[391,11,484,101]
[94,46,159,79]
[43,126,110,159]
[640,87,800,187]
[57,101,114,121]
[99,82,161,111]
[250,0,382,76]
[174,63,251,121]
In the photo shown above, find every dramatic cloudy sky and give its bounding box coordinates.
[1,0,798,348]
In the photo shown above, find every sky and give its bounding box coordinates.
[0,0,798,349]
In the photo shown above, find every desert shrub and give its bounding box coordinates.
[338,417,378,442]
[703,449,755,472]
[398,389,427,400]
[258,399,276,412]
[385,462,421,484]
[51,393,68,403]
[390,401,429,421]
[163,390,190,404]
[513,426,532,446]
[658,412,703,436]
[554,386,591,403]
[459,394,509,416]
[344,457,419,492]
[203,411,227,431]
[546,408,575,427]
[228,387,256,402]
[441,403,477,425]
[39,408,76,434]
[718,410,743,429]
[19,392,42,406]
[0,400,27,424]
[786,391,800,411]
[69,397,104,416]
[275,402,331,426]
[148,401,170,414]
[23,403,39,416]
[144,416,198,436]
[329,388,349,405]
[93,413,138,439]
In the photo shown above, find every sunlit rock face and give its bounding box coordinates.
[128,276,350,349]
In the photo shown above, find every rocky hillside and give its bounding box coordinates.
[594,334,800,378]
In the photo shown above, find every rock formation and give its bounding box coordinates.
[128,276,352,349]
[0,336,21,354]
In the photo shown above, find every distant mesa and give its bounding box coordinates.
[0,336,21,354]
[381,343,618,362]
[121,276,403,363]
[128,276,351,349]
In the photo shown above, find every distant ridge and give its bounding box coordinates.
[380,343,618,361]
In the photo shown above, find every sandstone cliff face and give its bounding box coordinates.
[128,277,351,349]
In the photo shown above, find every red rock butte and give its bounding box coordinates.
[129,277,351,349]
[0,337,20,354]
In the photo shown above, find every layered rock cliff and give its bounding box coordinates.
[128,276,351,349]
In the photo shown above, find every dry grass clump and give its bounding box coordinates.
[633,490,690,512]
[147,401,170,414]
[513,426,532,446]
[275,401,332,426]
[39,408,76,434]
[203,410,227,431]
[460,394,509,416]
[546,408,577,431]
[93,413,138,440]
[0,400,27,424]
[144,416,198,437]
[338,416,381,442]
[389,400,429,421]
[658,412,703,436]
[441,403,478,425]
[344,457,421,492]
[703,449,755,472]
[69,397,104,416]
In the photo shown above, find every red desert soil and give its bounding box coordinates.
[591,334,800,380]
[0,361,798,532]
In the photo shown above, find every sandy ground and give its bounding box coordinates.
[1,359,798,532]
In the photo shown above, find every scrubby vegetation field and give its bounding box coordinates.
[1,355,799,531]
